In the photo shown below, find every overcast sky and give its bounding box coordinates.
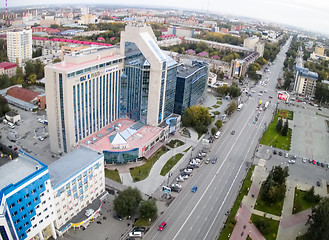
[5,0,329,36]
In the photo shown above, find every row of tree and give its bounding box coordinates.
[217,83,241,98]
[282,37,299,90]
[114,187,157,220]
[197,32,244,46]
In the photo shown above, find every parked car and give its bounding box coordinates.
[176,176,184,182]
[171,186,181,192]
[288,159,296,164]
[133,227,146,232]
[302,158,307,163]
[113,214,122,221]
[278,151,283,156]
[211,157,217,164]
[129,231,142,237]
[273,150,277,155]
[285,153,289,158]
[317,181,321,187]
[205,158,210,164]
[158,222,166,231]
[191,186,198,193]
[321,162,325,167]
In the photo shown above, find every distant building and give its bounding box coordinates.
[293,66,318,98]
[243,36,265,57]
[6,29,32,67]
[5,86,44,111]
[229,52,259,79]
[310,46,329,61]
[0,62,17,77]
[0,152,57,240]
[174,60,208,115]
[208,71,217,86]
[40,16,61,27]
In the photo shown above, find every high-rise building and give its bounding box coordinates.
[45,47,124,154]
[6,29,32,67]
[293,67,318,97]
[174,60,208,115]
[120,24,177,125]
[0,152,57,240]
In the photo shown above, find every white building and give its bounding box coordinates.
[293,67,318,98]
[6,29,32,67]
[48,147,106,236]
[0,152,57,240]
[243,36,259,49]
[45,47,124,154]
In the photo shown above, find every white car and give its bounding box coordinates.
[129,231,142,238]
[176,176,184,182]
[171,183,182,189]
[184,168,192,173]
[181,174,189,179]
[288,159,296,164]
[285,153,289,158]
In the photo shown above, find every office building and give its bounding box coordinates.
[174,60,208,115]
[0,151,57,240]
[48,147,106,236]
[45,47,124,154]
[6,29,32,67]
[120,23,178,126]
[293,66,318,97]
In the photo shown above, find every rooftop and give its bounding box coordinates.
[177,60,207,78]
[0,62,17,70]
[7,86,39,103]
[48,147,103,189]
[80,118,163,153]
[0,152,44,191]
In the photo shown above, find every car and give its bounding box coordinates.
[288,159,296,164]
[231,130,235,135]
[158,222,166,231]
[176,176,184,182]
[171,186,181,192]
[273,150,277,155]
[292,155,297,159]
[321,162,325,167]
[302,158,307,163]
[85,209,94,217]
[133,227,146,232]
[129,231,142,237]
[317,161,320,166]
[278,151,283,156]
[317,181,321,187]
[312,160,316,165]
[171,183,181,189]
[38,136,44,141]
[205,158,210,164]
[184,168,192,173]
[191,186,198,193]
[285,153,289,158]
[212,157,217,164]
[269,96,273,99]
[113,214,122,221]
[181,174,189,179]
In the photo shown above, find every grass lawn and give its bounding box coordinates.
[160,153,183,176]
[212,104,220,108]
[250,214,279,240]
[218,165,255,240]
[217,101,223,105]
[134,216,156,227]
[167,139,185,148]
[255,187,284,216]
[260,111,292,150]
[212,111,221,115]
[104,169,121,183]
[130,146,169,182]
[183,146,192,153]
[247,236,252,240]
[278,109,293,120]
[293,188,319,214]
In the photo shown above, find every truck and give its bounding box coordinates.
[237,104,243,111]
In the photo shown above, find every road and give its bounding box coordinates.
[144,37,293,240]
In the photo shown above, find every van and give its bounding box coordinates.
[129,231,142,238]
[8,122,15,129]
[215,131,221,139]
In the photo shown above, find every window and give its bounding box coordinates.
[26,229,31,233]
[36,205,40,209]
[45,215,49,219]
[22,214,27,220]
[31,217,35,221]
[37,213,41,217]
[19,207,24,212]
[26,202,31,207]
[12,211,17,217]
[10,203,15,208]
[40,193,44,197]
[33,197,38,202]
[24,222,28,227]
[38,184,43,190]
[33,224,37,228]
[42,201,46,205]
[28,210,33,215]
[39,220,43,224]
[43,208,48,212]
[17,227,22,231]
[15,219,20,224]
[31,189,36,194]
[17,198,22,204]
[24,194,29,199]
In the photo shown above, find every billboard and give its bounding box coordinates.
[278,91,289,102]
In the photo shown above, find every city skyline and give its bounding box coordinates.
[3,0,329,36]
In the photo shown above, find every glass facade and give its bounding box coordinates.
[103,148,139,164]
[174,61,208,115]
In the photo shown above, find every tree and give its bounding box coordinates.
[211,127,217,135]
[28,74,37,84]
[304,197,329,240]
[281,119,288,136]
[53,58,62,63]
[271,166,289,186]
[113,187,142,216]
[229,85,241,98]
[24,61,35,80]
[139,199,157,219]
[276,118,283,133]
[225,101,237,116]
[0,96,10,117]
[215,120,222,129]
[182,105,212,129]
[304,186,321,204]
[217,85,229,96]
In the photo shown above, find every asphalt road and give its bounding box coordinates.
[144,37,293,240]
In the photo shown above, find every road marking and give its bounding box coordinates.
[172,106,256,240]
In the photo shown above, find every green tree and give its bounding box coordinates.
[304,197,329,240]
[217,85,229,96]
[24,61,35,81]
[53,58,62,63]
[0,96,10,117]
[182,105,212,128]
[28,74,37,84]
[276,118,283,133]
[281,119,289,136]
[113,187,142,216]
[229,85,241,98]
[225,101,237,116]
[271,166,289,186]
[304,186,321,204]
[139,199,158,219]
[215,120,222,129]
[211,127,217,135]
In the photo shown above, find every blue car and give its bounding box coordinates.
[191,186,198,193]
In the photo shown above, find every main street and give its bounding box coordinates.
[144,37,293,240]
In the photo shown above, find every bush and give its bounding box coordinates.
[215,120,223,129]
[211,127,217,135]
[254,219,270,235]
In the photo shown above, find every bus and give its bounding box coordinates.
[237,104,243,111]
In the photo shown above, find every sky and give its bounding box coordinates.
[5,0,329,36]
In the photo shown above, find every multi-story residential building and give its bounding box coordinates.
[48,147,106,236]
[45,47,125,154]
[6,29,32,67]
[293,66,318,98]
[0,151,57,240]
[174,60,208,115]
[243,36,259,49]
[0,62,17,77]
[120,24,178,125]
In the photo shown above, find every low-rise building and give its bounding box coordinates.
[0,62,17,77]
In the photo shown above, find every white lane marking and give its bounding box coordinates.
[172,106,256,240]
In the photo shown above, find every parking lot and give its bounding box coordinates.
[0,106,58,165]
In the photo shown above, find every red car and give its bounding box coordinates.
[312,160,316,165]
[158,222,166,231]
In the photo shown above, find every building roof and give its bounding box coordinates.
[7,86,39,103]
[0,152,45,191]
[32,36,113,47]
[177,60,207,78]
[186,49,196,54]
[80,118,163,153]
[48,147,103,189]
[5,111,19,117]
[0,62,17,70]
[197,51,209,57]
